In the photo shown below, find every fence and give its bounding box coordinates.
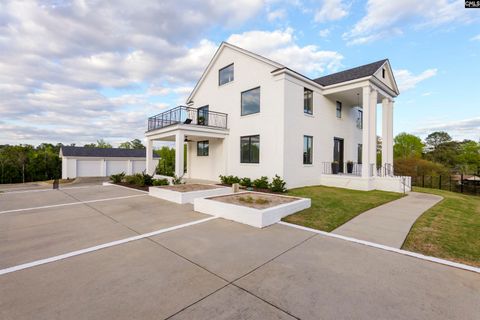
[411,174,480,196]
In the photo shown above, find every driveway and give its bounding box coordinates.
[0,185,479,319]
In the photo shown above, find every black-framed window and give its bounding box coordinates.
[357,109,363,129]
[303,136,313,164]
[240,135,260,163]
[382,68,386,78]
[336,101,342,118]
[219,63,234,86]
[241,87,260,116]
[197,141,209,156]
[304,88,313,114]
[357,144,362,164]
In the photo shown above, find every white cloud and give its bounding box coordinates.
[318,28,331,38]
[314,0,349,23]
[227,28,343,77]
[471,34,480,41]
[394,68,438,91]
[344,0,477,45]
[413,117,480,141]
[267,9,287,22]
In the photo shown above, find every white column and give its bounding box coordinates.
[381,97,389,167]
[174,131,185,178]
[145,138,154,175]
[361,86,371,178]
[101,159,107,177]
[369,89,378,176]
[127,160,133,175]
[388,100,394,167]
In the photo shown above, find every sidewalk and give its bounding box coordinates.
[332,192,443,248]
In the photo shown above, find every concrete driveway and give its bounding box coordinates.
[0,185,479,319]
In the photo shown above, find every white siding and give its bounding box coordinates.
[132,160,146,173]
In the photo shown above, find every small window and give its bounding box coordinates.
[240,135,260,163]
[219,64,234,85]
[336,101,342,118]
[197,141,209,156]
[304,88,313,114]
[303,136,313,165]
[357,144,363,164]
[357,109,363,129]
[241,87,260,116]
[382,68,386,78]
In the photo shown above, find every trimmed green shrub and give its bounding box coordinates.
[269,174,287,193]
[219,175,241,185]
[239,177,252,188]
[253,176,269,189]
[153,178,169,186]
[172,174,184,185]
[141,171,154,186]
[110,172,125,183]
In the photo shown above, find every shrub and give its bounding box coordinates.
[219,175,241,185]
[269,174,287,193]
[253,176,269,189]
[239,177,252,188]
[124,174,139,185]
[110,172,125,183]
[141,171,154,186]
[153,178,169,186]
[172,174,184,185]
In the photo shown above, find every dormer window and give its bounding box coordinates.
[219,63,234,85]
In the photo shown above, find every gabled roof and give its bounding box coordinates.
[60,146,159,158]
[313,59,388,86]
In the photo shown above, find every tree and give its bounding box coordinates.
[118,141,132,149]
[394,133,424,159]
[96,139,112,148]
[425,131,452,152]
[457,140,480,173]
[155,146,175,176]
[119,138,145,149]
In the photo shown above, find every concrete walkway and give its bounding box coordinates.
[333,192,443,248]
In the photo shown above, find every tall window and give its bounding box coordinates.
[303,136,313,164]
[241,87,260,116]
[357,144,363,164]
[336,101,342,118]
[304,88,313,114]
[219,63,234,85]
[357,109,363,129]
[197,141,209,156]
[240,135,260,163]
[382,68,386,78]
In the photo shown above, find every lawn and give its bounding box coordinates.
[283,185,403,232]
[403,187,480,267]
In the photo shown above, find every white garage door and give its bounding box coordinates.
[77,160,102,177]
[106,160,128,176]
[132,160,146,174]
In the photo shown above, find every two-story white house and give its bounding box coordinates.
[145,42,410,192]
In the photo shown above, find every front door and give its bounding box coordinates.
[333,137,344,173]
[197,105,209,126]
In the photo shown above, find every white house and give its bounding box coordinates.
[60,146,159,179]
[145,42,410,192]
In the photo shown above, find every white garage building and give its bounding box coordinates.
[60,146,159,179]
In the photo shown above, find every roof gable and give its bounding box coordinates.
[313,59,388,86]
[60,146,159,158]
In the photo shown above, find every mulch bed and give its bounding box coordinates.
[158,184,222,192]
[216,184,277,194]
[115,182,149,192]
[210,192,298,209]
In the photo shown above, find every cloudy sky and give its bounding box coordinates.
[1,0,479,146]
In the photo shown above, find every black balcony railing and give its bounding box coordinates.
[147,106,228,131]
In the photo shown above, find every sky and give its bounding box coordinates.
[0,0,479,147]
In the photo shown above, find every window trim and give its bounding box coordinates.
[303,135,313,165]
[197,140,209,156]
[304,88,313,115]
[218,63,234,86]
[241,86,261,116]
[336,101,342,119]
[240,135,260,164]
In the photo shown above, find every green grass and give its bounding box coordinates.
[403,187,480,267]
[283,186,403,232]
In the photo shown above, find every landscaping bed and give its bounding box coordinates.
[212,192,297,209]
[160,184,222,192]
[149,184,231,204]
[114,182,149,192]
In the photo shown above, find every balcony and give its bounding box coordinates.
[147,106,228,132]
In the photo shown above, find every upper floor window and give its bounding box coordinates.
[357,144,363,164]
[382,68,386,78]
[336,101,342,118]
[357,109,363,129]
[240,135,260,163]
[303,135,313,164]
[197,141,209,156]
[241,87,260,116]
[219,63,234,86]
[304,88,313,115]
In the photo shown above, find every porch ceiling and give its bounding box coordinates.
[145,123,229,141]
[324,87,387,107]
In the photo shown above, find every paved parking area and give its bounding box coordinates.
[0,185,479,319]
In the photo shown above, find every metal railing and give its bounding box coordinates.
[321,162,364,176]
[147,106,228,131]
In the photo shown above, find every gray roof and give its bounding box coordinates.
[313,59,388,86]
[60,146,159,158]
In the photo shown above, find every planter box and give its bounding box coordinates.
[194,192,311,228]
[149,184,231,204]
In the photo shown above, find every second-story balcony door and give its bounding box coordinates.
[198,105,209,126]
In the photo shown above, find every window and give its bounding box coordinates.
[382,68,386,78]
[357,144,363,164]
[336,101,342,118]
[197,141,209,156]
[240,135,260,163]
[241,87,260,116]
[357,109,363,129]
[303,136,313,164]
[219,63,234,85]
[304,88,313,114]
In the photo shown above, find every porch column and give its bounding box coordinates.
[382,98,394,169]
[174,131,185,178]
[369,89,378,176]
[145,138,155,175]
[361,86,371,178]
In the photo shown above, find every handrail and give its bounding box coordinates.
[147,106,228,131]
